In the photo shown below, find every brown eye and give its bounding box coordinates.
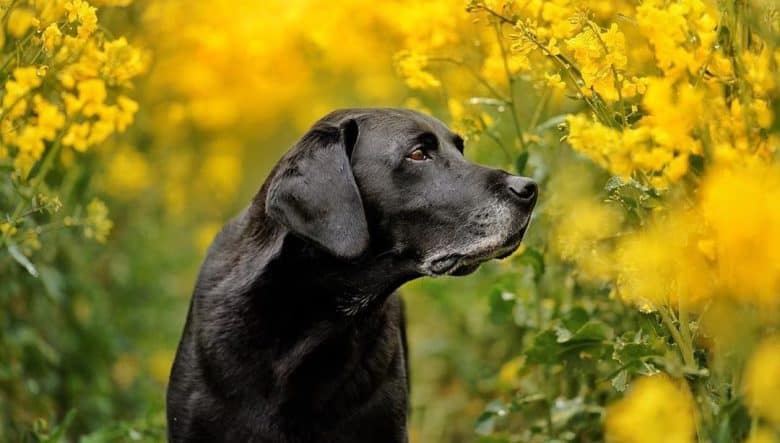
[407,148,428,161]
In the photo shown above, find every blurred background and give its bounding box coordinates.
[1,0,778,442]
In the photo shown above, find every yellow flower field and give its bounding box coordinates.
[0,0,777,441]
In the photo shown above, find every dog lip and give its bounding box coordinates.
[429,254,463,275]
[425,226,528,276]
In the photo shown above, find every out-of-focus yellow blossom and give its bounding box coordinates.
[42,24,62,52]
[545,161,624,282]
[0,0,145,186]
[743,337,780,425]
[636,0,718,79]
[743,428,779,443]
[112,353,140,390]
[613,210,713,312]
[608,160,780,312]
[63,122,91,152]
[33,96,66,140]
[195,223,222,254]
[7,8,39,38]
[92,0,133,5]
[641,78,703,157]
[0,222,18,238]
[77,78,107,116]
[64,0,98,38]
[115,96,139,132]
[605,375,696,443]
[700,163,780,308]
[148,349,174,385]
[544,72,566,91]
[395,50,441,90]
[101,38,149,86]
[742,48,778,97]
[20,228,41,254]
[565,23,632,101]
[83,198,112,243]
[200,150,242,203]
[2,66,43,120]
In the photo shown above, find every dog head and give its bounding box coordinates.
[265,108,536,277]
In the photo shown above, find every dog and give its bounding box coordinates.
[166,108,537,442]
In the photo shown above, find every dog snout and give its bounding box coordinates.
[506,175,538,207]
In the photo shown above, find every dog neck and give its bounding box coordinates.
[235,198,416,321]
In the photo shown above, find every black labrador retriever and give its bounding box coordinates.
[167,108,537,442]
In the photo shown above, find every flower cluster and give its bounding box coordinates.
[1,0,146,262]
[397,0,779,441]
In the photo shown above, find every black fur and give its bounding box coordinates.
[167,108,537,442]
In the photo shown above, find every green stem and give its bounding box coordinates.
[10,128,68,222]
[493,21,527,153]
[586,21,627,127]
[658,306,696,370]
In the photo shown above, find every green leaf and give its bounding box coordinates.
[39,266,64,302]
[488,288,515,325]
[474,400,507,436]
[8,244,38,277]
[570,320,612,342]
[517,247,545,281]
[533,114,568,134]
[611,369,628,392]
[514,151,529,174]
[525,330,561,365]
[562,307,590,332]
[613,342,656,365]
[689,154,705,176]
[44,409,77,443]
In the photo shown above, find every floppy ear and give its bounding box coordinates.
[265,118,369,260]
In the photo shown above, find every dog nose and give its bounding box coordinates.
[506,176,538,205]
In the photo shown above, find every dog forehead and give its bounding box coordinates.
[360,109,454,144]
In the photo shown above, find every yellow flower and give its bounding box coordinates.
[101,37,149,86]
[64,0,87,22]
[92,0,133,5]
[700,163,780,307]
[743,337,780,425]
[64,0,98,38]
[83,198,112,242]
[112,353,140,390]
[613,210,713,311]
[33,96,65,140]
[104,146,150,197]
[200,150,241,202]
[0,222,18,238]
[41,24,62,52]
[63,122,91,152]
[394,50,440,90]
[148,349,174,385]
[605,375,696,443]
[13,66,43,90]
[7,8,39,38]
[115,96,139,132]
[565,23,627,101]
[544,72,566,91]
[195,223,222,254]
[742,428,779,443]
[14,126,45,158]
[77,78,107,116]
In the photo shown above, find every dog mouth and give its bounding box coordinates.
[425,225,528,276]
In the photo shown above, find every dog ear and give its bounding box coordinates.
[265,118,369,260]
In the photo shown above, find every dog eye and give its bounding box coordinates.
[406,148,429,161]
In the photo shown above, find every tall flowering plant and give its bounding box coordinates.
[0,0,147,439]
[398,0,779,441]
